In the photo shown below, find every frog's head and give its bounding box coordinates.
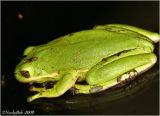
[14,55,57,84]
[15,46,58,84]
[15,58,47,83]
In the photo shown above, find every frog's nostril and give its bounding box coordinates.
[20,70,30,78]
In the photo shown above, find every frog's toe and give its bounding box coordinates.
[27,97,33,102]
[29,86,46,92]
[27,96,38,102]
[27,93,43,102]
[27,96,36,102]
[29,86,37,92]
[69,87,79,95]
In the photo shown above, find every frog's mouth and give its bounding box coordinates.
[15,69,59,88]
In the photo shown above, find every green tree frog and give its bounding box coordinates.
[15,24,160,102]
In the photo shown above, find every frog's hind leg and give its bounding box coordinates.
[73,68,145,94]
[72,53,157,94]
[27,70,78,102]
[72,79,117,94]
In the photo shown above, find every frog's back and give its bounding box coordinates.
[33,30,153,71]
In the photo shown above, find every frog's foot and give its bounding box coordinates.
[27,70,78,102]
[29,86,46,93]
[69,87,78,95]
[116,69,138,87]
[27,88,59,102]
[29,81,55,92]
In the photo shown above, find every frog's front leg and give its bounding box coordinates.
[72,53,157,94]
[27,70,78,102]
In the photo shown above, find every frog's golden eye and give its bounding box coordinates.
[20,70,30,78]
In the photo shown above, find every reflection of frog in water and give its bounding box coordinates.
[14,24,160,102]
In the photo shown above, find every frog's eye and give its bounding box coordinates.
[18,63,35,79]
[20,70,30,78]
[27,57,38,63]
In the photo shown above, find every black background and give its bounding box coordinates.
[2,1,159,115]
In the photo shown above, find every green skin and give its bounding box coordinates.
[15,24,160,102]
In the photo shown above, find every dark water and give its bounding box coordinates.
[2,1,159,115]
